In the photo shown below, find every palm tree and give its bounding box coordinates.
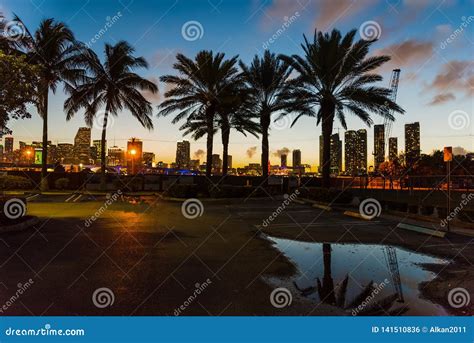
[64,41,157,189]
[12,17,83,190]
[239,50,293,180]
[280,29,405,187]
[159,51,240,177]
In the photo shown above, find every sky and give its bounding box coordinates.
[1,0,473,168]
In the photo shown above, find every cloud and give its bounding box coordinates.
[193,149,205,160]
[273,147,290,157]
[377,40,434,69]
[427,60,474,97]
[427,92,456,106]
[140,77,161,103]
[246,146,257,158]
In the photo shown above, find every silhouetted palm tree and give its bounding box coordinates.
[12,17,83,190]
[64,41,157,189]
[159,51,240,177]
[280,29,404,187]
[239,51,293,180]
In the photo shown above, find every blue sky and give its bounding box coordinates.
[1,0,473,167]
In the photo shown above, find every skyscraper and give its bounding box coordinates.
[405,122,420,166]
[389,137,398,161]
[57,143,74,164]
[93,139,106,164]
[227,155,232,169]
[344,129,367,175]
[74,127,91,164]
[281,154,287,167]
[176,141,190,168]
[374,124,385,171]
[292,149,301,167]
[143,152,155,166]
[319,133,342,174]
[212,154,222,173]
[108,146,124,166]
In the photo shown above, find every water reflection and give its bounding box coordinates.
[267,236,450,315]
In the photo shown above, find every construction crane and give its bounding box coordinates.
[384,69,401,154]
[383,246,405,302]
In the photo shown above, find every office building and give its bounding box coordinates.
[405,122,420,166]
[74,127,91,164]
[388,137,398,161]
[281,154,287,168]
[374,124,385,171]
[319,133,342,174]
[293,149,301,167]
[176,141,190,168]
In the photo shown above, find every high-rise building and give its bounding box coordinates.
[4,137,13,162]
[74,127,91,164]
[108,146,124,166]
[93,139,106,164]
[57,143,74,164]
[143,152,155,166]
[319,133,342,174]
[227,155,232,169]
[405,122,420,166]
[344,131,358,175]
[292,149,301,167]
[281,154,287,167]
[374,124,385,171]
[212,154,222,173]
[357,129,367,173]
[127,138,143,174]
[189,159,200,170]
[388,137,398,161]
[176,141,190,168]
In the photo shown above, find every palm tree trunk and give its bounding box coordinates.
[100,110,109,191]
[322,243,336,304]
[40,86,49,191]
[321,104,335,188]
[261,112,270,181]
[221,118,230,176]
[205,108,214,177]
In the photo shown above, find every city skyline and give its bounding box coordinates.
[1,0,472,167]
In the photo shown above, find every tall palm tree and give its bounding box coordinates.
[12,17,83,190]
[159,51,240,177]
[279,29,404,188]
[239,50,293,180]
[64,41,157,189]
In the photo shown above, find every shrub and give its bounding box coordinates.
[0,175,32,190]
[298,187,353,204]
[54,178,69,190]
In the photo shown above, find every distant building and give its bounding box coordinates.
[227,155,232,169]
[281,154,287,167]
[57,143,74,164]
[374,124,385,171]
[212,154,222,173]
[127,138,143,174]
[176,141,190,168]
[74,127,91,164]
[344,131,358,175]
[142,152,155,166]
[108,146,124,166]
[319,133,342,175]
[93,139,106,164]
[292,149,301,167]
[357,129,367,173]
[405,122,420,166]
[388,137,398,161]
[189,159,200,170]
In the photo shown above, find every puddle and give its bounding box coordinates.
[267,236,450,315]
